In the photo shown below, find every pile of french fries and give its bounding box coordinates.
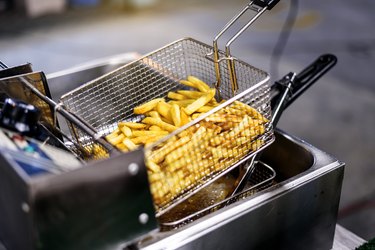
[104,76,268,209]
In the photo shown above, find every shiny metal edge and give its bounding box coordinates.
[133,130,344,250]
[46,52,140,80]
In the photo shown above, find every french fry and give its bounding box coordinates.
[147,111,162,121]
[217,121,240,131]
[177,90,205,99]
[168,92,187,100]
[105,133,125,145]
[170,104,181,127]
[123,138,138,151]
[118,122,147,129]
[115,143,128,151]
[233,101,268,122]
[180,108,190,126]
[147,160,161,173]
[134,98,164,114]
[222,106,247,117]
[168,99,195,108]
[105,128,120,140]
[148,171,164,183]
[211,145,241,160]
[149,135,190,163]
[164,127,206,164]
[184,89,216,115]
[156,101,173,121]
[204,114,243,123]
[149,125,162,131]
[187,76,211,92]
[142,117,178,132]
[209,135,224,147]
[191,113,204,120]
[161,117,174,125]
[222,115,255,139]
[196,105,215,113]
[144,135,167,145]
[120,125,132,137]
[92,144,109,158]
[179,79,197,89]
[131,135,165,145]
[200,121,222,134]
[177,124,199,138]
[251,139,264,151]
[132,130,169,137]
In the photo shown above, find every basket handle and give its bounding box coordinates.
[211,0,279,95]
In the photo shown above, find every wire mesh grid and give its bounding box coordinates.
[158,161,276,231]
[60,38,274,214]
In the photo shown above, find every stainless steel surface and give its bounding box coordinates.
[123,129,344,250]
[47,52,140,101]
[0,146,157,250]
[159,161,276,230]
[0,224,363,250]
[0,57,345,249]
[332,224,366,250]
[59,37,274,215]
[0,55,345,249]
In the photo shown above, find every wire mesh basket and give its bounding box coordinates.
[60,38,274,215]
[158,160,276,231]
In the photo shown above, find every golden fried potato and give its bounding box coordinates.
[120,125,132,137]
[168,92,187,100]
[177,90,205,99]
[134,98,164,114]
[118,122,147,129]
[156,101,173,121]
[187,76,211,92]
[170,104,181,127]
[184,89,216,115]
[123,138,138,151]
[102,75,270,210]
[142,117,178,132]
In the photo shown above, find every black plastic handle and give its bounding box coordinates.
[286,54,337,109]
[253,0,280,10]
[271,54,337,112]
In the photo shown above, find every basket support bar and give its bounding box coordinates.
[211,1,272,95]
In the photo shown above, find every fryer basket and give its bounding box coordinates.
[60,38,274,215]
[158,160,276,231]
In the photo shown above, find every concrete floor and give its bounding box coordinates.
[0,0,374,242]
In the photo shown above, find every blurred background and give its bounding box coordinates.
[0,0,374,242]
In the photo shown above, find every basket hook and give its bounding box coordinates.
[211,0,278,96]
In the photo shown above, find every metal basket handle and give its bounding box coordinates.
[210,0,279,96]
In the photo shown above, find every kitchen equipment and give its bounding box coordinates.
[0,52,341,249]
[231,53,338,196]
[0,57,157,250]
[0,1,344,248]
[156,54,338,229]
[60,37,274,215]
[123,129,345,250]
[59,0,281,216]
